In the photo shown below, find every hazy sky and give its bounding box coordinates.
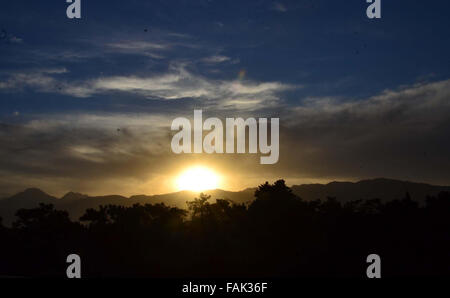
[1,0,450,196]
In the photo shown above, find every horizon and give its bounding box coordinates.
[4,176,450,199]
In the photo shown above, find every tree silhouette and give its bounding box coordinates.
[0,180,449,277]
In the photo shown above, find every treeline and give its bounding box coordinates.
[0,180,449,277]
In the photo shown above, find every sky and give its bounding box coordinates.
[1,0,450,196]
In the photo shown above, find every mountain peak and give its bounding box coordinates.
[15,188,51,198]
[61,192,88,200]
[6,188,56,204]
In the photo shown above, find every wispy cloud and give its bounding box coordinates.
[107,41,168,51]
[201,55,231,64]
[286,79,450,127]
[0,68,68,91]
[0,65,296,110]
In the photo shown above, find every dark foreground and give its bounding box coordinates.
[0,180,449,277]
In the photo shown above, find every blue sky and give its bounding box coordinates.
[1,0,450,196]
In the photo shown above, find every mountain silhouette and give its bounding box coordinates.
[1,188,56,206]
[0,178,448,225]
[291,178,450,202]
[61,191,89,201]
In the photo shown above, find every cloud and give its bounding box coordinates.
[106,41,168,59]
[277,79,450,184]
[91,67,294,109]
[0,112,175,195]
[0,110,273,196]
[0,65,295,110]
[4,30,195,66]
[201,55,231,64]
[0,68,68,91]
[286,80,450,127]
[107,41,168,51]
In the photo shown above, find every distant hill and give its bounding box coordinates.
[291,178,450,203]
[0,188,57,211]
[0,178,449,226]
[0,187,255,226]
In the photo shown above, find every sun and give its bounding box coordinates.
[175,166,220,192]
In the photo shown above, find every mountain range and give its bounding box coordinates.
[1,178,449,226]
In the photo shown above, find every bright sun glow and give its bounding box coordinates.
[175,166,220,191]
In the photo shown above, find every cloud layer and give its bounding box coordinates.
[1,79,450,196]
